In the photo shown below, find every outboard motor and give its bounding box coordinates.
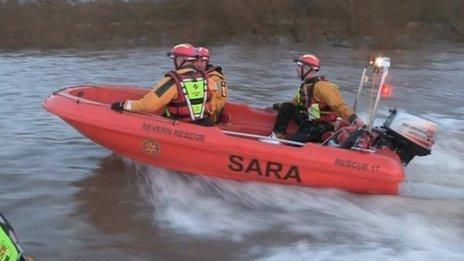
[348,56,439,165]
[377,109,438,165]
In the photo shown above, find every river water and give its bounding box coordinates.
[1,43,463,260]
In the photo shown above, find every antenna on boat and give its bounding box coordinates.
[353,56,390,131]
[367,57,390,131]
[353,66,368,114]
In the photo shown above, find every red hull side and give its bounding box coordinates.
[43,85,404,194]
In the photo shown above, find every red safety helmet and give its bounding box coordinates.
[196,47,210,61]
[293,54,320,71]
[167,43,196,60]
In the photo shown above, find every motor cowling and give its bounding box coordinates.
[379,109,438,164]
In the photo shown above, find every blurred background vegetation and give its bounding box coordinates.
[0,0,463,49]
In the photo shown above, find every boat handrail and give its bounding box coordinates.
[222,130,307,146]
[51,90,178,124]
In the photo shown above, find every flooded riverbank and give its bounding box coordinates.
[1,0,463,49]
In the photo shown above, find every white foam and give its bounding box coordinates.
[131,164,464,260]
[138,167,279,240]
[400,182,464,199]
[254,241,464,261]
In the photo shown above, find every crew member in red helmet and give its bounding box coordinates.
[270,54,365,142]
[111,43,214,125]
[194,47,228,122]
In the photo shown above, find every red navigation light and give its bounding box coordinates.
[381,84,393,98]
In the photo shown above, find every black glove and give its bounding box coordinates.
[272,103,281,110]
[111,101,125,112]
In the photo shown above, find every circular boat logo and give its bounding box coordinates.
[142,139,160,156]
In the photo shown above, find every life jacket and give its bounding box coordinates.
[295,76,338,122]
[206,65,227,97]
[165,68,211,121]
[0,213,24,261]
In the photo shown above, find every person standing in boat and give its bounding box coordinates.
[270,54,365,143]
[111,43,215,126]
[194,47,228,123]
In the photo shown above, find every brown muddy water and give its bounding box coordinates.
[1,43,464,260]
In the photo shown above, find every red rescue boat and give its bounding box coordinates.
[43,56,438,195]
[44,84,418,195]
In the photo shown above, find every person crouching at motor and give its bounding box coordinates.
[111,43,214,126]
[194,47,228,123]
[271,54,365,143]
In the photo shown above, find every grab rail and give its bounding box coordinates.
[222,130,306,146]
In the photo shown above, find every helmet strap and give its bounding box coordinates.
[174,57,190,69]
[302,65,313,81]
[173,57,180,69]
[299,65,305,81]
